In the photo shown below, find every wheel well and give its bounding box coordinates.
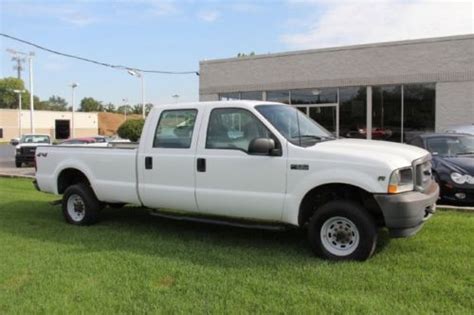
[57,168,91,194]
[298,183,384,227]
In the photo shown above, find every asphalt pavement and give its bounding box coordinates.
[0,143,35,178]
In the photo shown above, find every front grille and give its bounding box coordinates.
[21,147,37,155]
[414,157,433,192]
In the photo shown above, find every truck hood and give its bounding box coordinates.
[310,138,429,169]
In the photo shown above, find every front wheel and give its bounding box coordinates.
[308,200,377,261]
[62,183,101,225]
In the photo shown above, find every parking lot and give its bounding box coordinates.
[0,144,35,178]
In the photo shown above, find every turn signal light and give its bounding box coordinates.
[388,184,398,194]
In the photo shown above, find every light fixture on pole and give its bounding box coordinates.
[172,94,180,103]
[127,69,145,119]
[12,89,26,137]
[7,49,35,133]
[70,83,79,138]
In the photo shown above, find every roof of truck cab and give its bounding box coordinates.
[155,100,285,109]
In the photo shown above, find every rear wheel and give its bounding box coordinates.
[308,200,377,261]
[62,183,100,225]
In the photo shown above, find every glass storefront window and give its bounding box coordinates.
[267,90,290,104]
[309,106,337,134]
[290,88,337,104]
[403,84,435,142]
[241,91,263,101]
[372,85,402,142]
[339,87,367,139]
[219,92,240,101]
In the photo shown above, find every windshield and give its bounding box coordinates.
[426,136,474,156]
[256,104,334,147]
[20,135,50,144]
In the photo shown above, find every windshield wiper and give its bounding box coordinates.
[456,151,474,156]
[292,135,322,140]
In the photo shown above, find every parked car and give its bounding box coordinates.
[34,101,439,261]
[12,134,51,168]
[445,124,474,136]
[407,133,474,206]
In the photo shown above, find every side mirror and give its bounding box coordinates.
[10,139,19,146]
[248,138,280,156]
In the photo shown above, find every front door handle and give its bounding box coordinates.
[197,158,206,172]
[145,156,153,169]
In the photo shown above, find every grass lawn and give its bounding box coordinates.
[0,178,473,314]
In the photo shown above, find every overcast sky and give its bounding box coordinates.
[1,0,472,107]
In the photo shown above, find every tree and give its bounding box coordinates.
[39,95,69,111]
[79,97,103,112]
[117,119,145,142]
[117,105,132,115]
[103,102,116,113]
[130,103,153,116]
[0,77,30,109]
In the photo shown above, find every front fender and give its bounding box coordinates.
[282,168,388,226]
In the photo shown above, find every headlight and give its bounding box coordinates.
[388,167,414,193]
[451,172,474,185]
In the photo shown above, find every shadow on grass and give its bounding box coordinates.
[0,200,391,266]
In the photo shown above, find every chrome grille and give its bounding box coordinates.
[413,157,433,192]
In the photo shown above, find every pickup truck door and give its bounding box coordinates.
[138,108,202,211]
[195,107,287,221]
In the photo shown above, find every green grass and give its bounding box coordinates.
[0,178,473,314]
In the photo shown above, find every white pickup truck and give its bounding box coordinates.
[35,101,439,261]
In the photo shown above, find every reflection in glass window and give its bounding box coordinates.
[153,109,197,148]
[267,90,290,104]
[403,84,435,142]
[241,91,263,101]
[206,108,271,152]
[219,92,240,101]
[373,85,402,142]
[309,107,337,134]
[291,88,337,104]
[339,87,367,139]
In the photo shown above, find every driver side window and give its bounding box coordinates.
[206,108,271,152]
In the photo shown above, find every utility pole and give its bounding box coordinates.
[7,49,35,133]
[12,55,26,80]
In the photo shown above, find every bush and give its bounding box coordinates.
[117,119,145,142]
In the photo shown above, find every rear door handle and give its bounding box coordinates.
[197,158,206,172]
[145,156,153,169]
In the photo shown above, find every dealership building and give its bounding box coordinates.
[0,109,98,141]
[199,34,473,142]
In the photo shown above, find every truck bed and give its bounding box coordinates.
[35,145,141,205]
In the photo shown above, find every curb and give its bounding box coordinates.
[437,205,474,212]
[0,173,35,179]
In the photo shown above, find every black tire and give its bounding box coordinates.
[15,161,22,168]
[62,183,101,225]
[308,200,377,261]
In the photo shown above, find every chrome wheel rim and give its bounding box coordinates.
[320,216,359,256]
[67,194,85,222]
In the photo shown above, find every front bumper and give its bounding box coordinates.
[16,155,35,163]
[439,180,474,206]
[374,182,439,238]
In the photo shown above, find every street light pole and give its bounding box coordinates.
[13,89,25,137]
[70,83,78,138]
[127,70,145,119]
[28,52,35,134]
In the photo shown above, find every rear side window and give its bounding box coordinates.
[153,109,198,148]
